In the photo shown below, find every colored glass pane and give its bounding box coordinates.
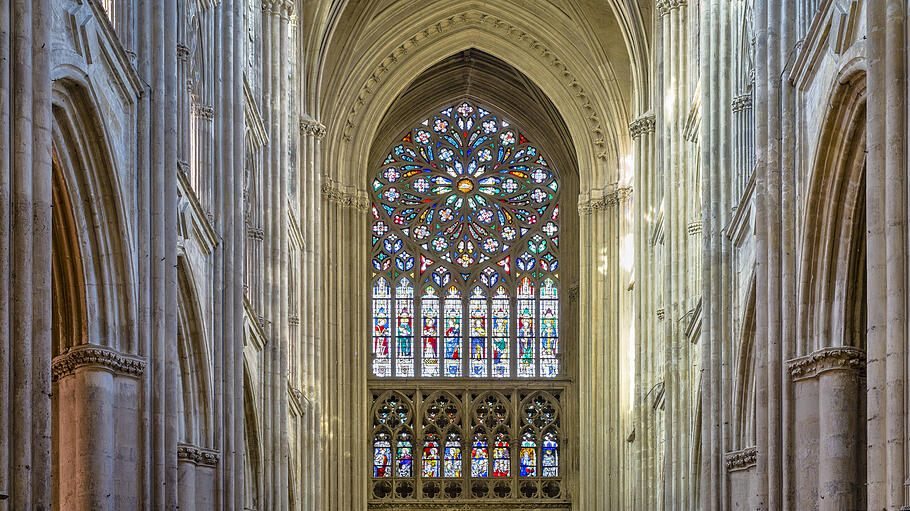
[542,431,559,477]
[421,287,440,377]
[491,287,510,377]
[372,278,392,377]
[443,286,463,377]
[469,287,488,377]
[540,278,559,378]
[396,432,413,478]
[492,433,510,477]
[395,279,415,377]
[471,436,489,477]
[517,278,536,377]
[422,437,440,477]
[519,434,537,477]
[443,434,463,478]
[374,434,392,478]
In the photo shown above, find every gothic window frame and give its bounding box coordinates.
[368,100,571,508]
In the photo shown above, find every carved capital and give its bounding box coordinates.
[177,443,220,467]
[657,0,687,17]
[787,346,866,381]
[725,446,757,472]
[192,103,215,121]
[629,114,656,138]
[732,93,753,113]
[687,221,702,236]
[300,118,327,138]
[321,179,369,211]
[52,345,146,382]
[577,186,632,215]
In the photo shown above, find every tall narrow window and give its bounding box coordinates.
[369,101,567,505]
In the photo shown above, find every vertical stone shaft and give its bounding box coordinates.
[232,1,247,508]
[0,0,9,503]
[865,0,887,505]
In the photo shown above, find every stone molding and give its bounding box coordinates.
[341,11,608,158]
[577,186,632,215]
[192,103,215,121]
[629,114,656,139]
[300,118,327,138]
[52,345,146,382]
[787,346,866,381]
[732,93,753,112]
[657,0,688,17]
[321,179,369,211]
[176,443,220,467]
[368,504,571,510]
[725,446,757,472]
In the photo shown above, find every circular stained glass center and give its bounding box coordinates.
[457,178,474,193]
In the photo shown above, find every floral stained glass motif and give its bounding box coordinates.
[370,101,560,378]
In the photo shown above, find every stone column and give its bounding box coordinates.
[299,117,326,511]
[52,346,146,510]
[787,347,865,510]
[0,1,54,509]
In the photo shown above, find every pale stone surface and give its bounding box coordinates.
[0,0,907,510]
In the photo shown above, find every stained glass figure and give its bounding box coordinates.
[395,278,415,377]
[422,436,440,477]
[517,278,536,377]
[491,287,510,377]
[421,287,440,377]
[471,434,489,477]
[542,431,559,477]
[443,433,463,478]
[539,278,559,377]
[469,287,488,377]
[443,286,462,377]
[372,278,392,377]
[397,431,413,478]
[373,433,392,478]
[519,432,537,477]
[492,433,511,477]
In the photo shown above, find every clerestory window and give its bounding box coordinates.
[369,101,567,506]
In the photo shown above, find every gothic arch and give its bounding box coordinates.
[244,361,263,511]
[797,70,866,353]
[176,256,215,447]
[49,77,136,355]
[318,3,642,190]
[733,277,756,449]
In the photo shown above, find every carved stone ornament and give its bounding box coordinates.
[731,93,753,113]
[177,443,221,467]
[191,103,215,120]
[321,179,370,211]
[300,118,327,138]
[629,115,656,139]
[52,344,146,382]
[725,446,757,472]
[786,346,866,381]
[577,186,633,215]
[657,0,688,17]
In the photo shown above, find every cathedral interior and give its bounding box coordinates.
[0,0,908,509]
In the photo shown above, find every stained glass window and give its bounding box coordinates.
[443,433,463,477]
[397,431,413,478]
[422,435,440,478]
[471,434,489,477]
[542,431,559,477]
[370,101,560,379]
[492,433,511,477]
[374,432,392,477]
[519,432,537,477]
